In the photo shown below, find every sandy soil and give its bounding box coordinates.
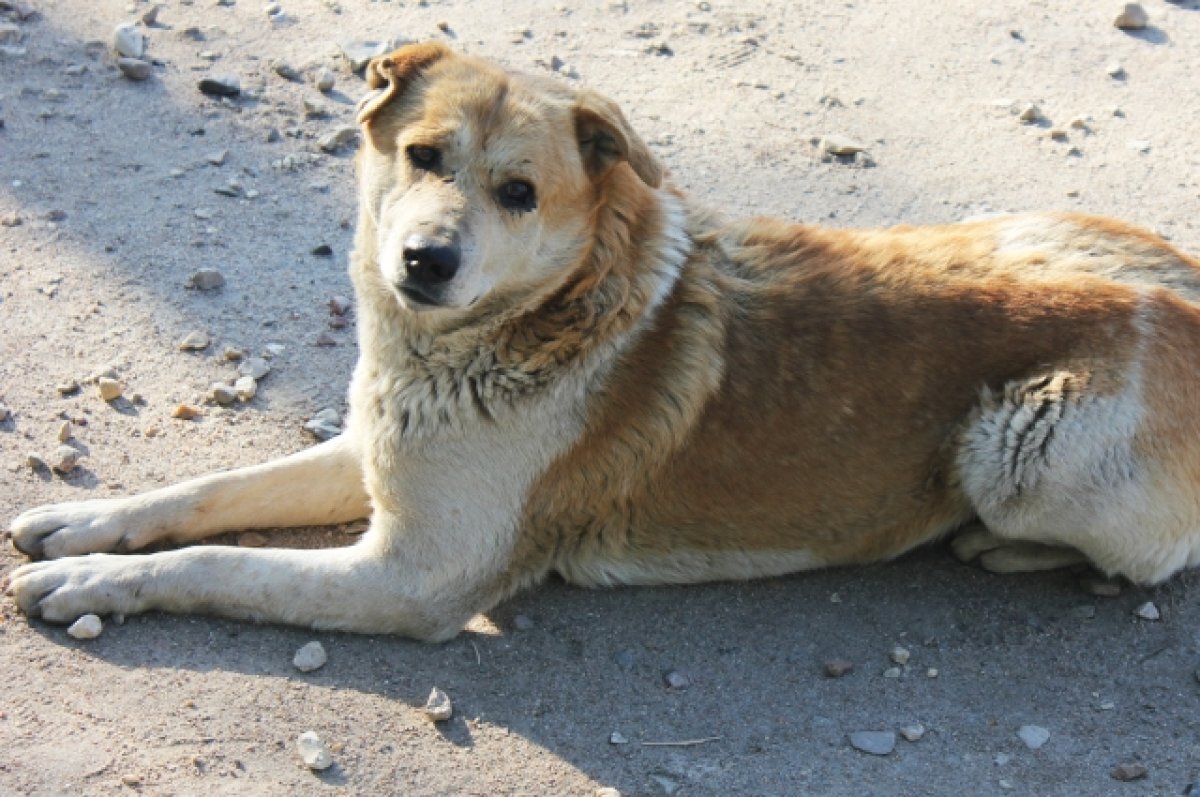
[2,1,1199,794]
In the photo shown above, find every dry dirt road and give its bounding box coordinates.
[2,1,1199,795]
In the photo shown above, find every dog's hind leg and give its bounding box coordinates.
[9,435,369,560]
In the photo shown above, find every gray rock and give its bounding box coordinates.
[1111,763,1147,781]
[337,39,390,73]
[1134,601,1160,621]
[819,134,866,156]
[0,23,21,44]
[898,723,925,742]
[273,60,301,81]
[890,645,911,665]
[1114,3,1149,30]
[208,383,237,406]
[663,670,690,689]
[293,641,328,672]
[423,687,453,722]
[238,357,271,380]
[1018,724,1050,750]
[189,269,225,290]
[849,730,896,756]
[824,659,854,678]
[1106,61,1126,78]
[328,295,353,316]
[51,444,81,473]
[315,67,336,93]
[112,22,145,59]
[67,614,103,639]
[117,57,152,81]
[234,376,257,401]
[1017,103,1043,124]
[318,127,358,153]
[206,149,228,166]
[198,75,240,97]
[296,730,333,770]
[608,731,628,745]
[140,4,161,26]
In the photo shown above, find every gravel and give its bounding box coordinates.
[423,687,454,722]
[1113,4,1149,30]
[188,269,226,290]
[1018,724,1050,750]
[1134,601,1160,620]
[67,614,104,639]
[898,723,926,742]
[890,645,911,665]
[293,641,328,672]
[112,23,145,59]
[848,730,896,756]
[296,730,333,770]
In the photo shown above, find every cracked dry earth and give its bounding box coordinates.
[2,0,1200,795]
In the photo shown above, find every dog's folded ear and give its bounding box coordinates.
[356,41,451,125]
[574,90,663,189]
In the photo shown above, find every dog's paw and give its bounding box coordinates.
[9,500,139,559]
[6,554,146,623]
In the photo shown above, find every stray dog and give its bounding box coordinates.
[9,43,1200,640]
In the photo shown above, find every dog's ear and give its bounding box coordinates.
[574,90,663,189]
[356,41,451,125]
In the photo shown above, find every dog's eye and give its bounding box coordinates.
[498,180,536,212]
[407,145,441,170]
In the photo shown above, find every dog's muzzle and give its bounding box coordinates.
[397,235,460,308]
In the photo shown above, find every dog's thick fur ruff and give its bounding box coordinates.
[9,43,1200,640]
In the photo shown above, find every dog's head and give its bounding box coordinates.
[353,42,663,318]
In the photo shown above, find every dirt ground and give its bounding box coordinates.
[2,0,1200,794]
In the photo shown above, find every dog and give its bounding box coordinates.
[8,42,1200,641]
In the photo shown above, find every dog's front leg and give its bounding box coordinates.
[9,434,370,560]
[6,513,493,640]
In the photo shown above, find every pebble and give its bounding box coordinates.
[98,377,124,402]
[890,645,911,665]
[315,67,336,93]
[112,22,145,59]
[818,134,866,156]
[304,408,342,440]
[1106,61,1126,78]
[1017,103,1043,124]
[423,687,453,722]
[318,127,358,153]
[223,346,246,361]
[189,269,226,290]
[238,531,268,547]
[51,444,80,473]
[513,614,535,630]
[208,383,237,406]
[824,659,854,678]
[238,357,271,380]
[328,295,353,315]
[1134,601,1160,621]
[265,2,282,16]
[1129,139,1151,154]
[171,403,203,420]
[141,4,161,26]
[117,57,152,81]
[898,723,925,742]
[198,75,241,98]
[293,641,328,672]
[57,380,80,396]
[594,789,622,797]
[178,330,210,351]
[296,730,333,770]
[67,614,103,639]
[608,731,628,745]
[1017,724,1050,750]
[273,61,301,81]
[926,668,939,678]
[206,149,228,167]
[849,730,895,756]
[0,403,10,422]
[311,244,333,257]
[663,670,690,689]
[26,452,46,471]
[234,375,257,400]
[1111,763,1148,781]
[57,420,72,442]
[883,667,902,679]
[1113,3,1149,30]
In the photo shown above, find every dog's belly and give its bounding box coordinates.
[554,547,827,587]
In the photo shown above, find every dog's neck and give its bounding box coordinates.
[347,175,692,434]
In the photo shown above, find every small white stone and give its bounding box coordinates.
[1134,601,1160,621]
[898,723,925,742]
[1129,139,1151,154]
[1106,61,1125,78]
[890,645,911,665]
[234,376,257,400]
[883,667,902,679]
[423,687,453,722]
[296,730,333,770]
[117,57,152,81]
[209,383,237,406]
[50,444,80,473]
[57,420,72,442]
[98,377,124,401]
[1018,724,1050,750]
[67,614,103,639]
[926,667,939,678]
[112,22,145,58]
[849,730,896,756]
[1114,3,1149,30]
[594,789,622,797]
[178,330,210,351]
[1017,103,1043,124]
[0,403,10,422]
[609,731,628,745]
[819,134,866,156]
[315,67,336,93]
[293,641,327,672]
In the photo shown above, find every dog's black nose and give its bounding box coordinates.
[402,237,460,286]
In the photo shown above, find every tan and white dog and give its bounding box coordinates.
[8,43,1200,640]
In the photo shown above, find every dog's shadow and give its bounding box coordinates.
[12,536,1194,793]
